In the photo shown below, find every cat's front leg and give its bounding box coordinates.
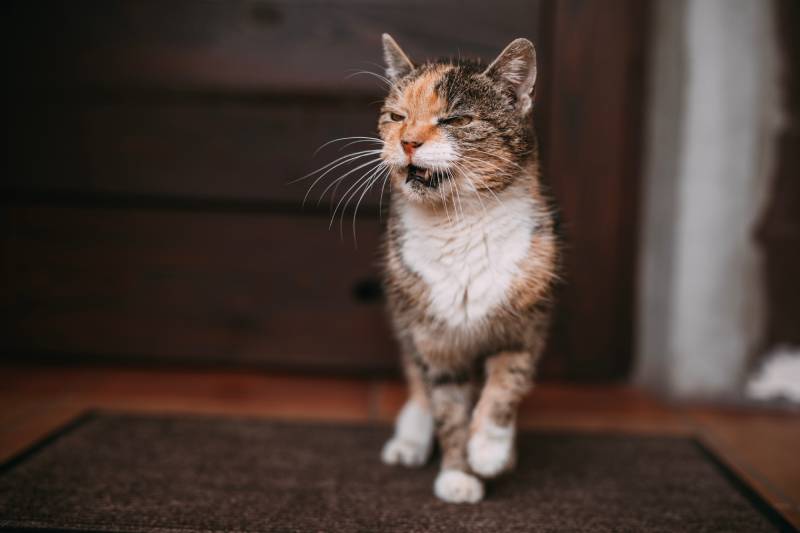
[468,350,533,478]
[429,371,484,504]
[382,353,434,467]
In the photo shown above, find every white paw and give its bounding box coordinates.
[381,400,434,467]
[468,422,514,478]
[434,469,484,504]
[381,436,431,467]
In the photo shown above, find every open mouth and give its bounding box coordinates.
[405,165,445,189]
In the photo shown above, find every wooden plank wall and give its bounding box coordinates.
[756,0,800,352]
[539,0,649,379]
[3,0,648,380]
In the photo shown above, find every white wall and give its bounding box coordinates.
[635,0,783,398]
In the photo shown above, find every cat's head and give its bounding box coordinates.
[379,34,537,207]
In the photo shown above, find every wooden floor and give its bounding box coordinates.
[1,364,798,527]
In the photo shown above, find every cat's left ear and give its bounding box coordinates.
[483,38,537,115]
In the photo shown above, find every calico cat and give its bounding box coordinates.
[377,34,559,504]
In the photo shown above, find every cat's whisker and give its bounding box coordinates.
[331,172,375,237]
[459,155,519,178]
[304,155,383,206]
[295,148,382,180]
[476,177,506,208]
[442,167,454,196]
[439,165,458,223]
[449,160,474,197]
[451,178,461,225]
[454,157,512,208]
[313,136,384,157]
[339,165,386,243]
[437,171,452,223]
[458,155,513,171]
[450,170,464,224]
[463,149,525,170]
[351,165,389,244]
[326,172,352,212]
[462,157,514,187]
[317,158,383,207]
[319,171,362,208]
[303,155,382,199]
[345,69,394,89]
[431,165,458,223]
[486,187,506,209]
[377,167,392,222]
[337,138,385,152]
[473,186,491,223]
[450,169,466,223]
[330,161,386,232]
[431,165,460,224]
[292,149,382,186]
[450,160,489,221]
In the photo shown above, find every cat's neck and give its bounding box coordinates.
[394,170,540,329]
[395,170,539,229]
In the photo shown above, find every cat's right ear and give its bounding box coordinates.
[382,33,414,82]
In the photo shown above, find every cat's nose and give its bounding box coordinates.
[401,140,423,156]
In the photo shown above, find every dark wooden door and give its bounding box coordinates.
[3,0,647,380]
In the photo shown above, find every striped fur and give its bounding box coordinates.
[378,34,559,504]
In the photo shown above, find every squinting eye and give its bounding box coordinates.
[440,115,473,127]
[389,112,405,122]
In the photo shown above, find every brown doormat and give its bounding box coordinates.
[0,412,793,533]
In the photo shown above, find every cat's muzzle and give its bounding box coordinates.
[405,165,444,189]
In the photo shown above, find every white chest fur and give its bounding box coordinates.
[399,187,535,329]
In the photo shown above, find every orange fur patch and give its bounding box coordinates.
[396,66,451,144]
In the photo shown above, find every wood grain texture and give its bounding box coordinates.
[0,206,397,373]
[755,0,800,350]
[2,0,650,381]
[8,0,541,94]
[6,99,385,207]
[539,0,649,380]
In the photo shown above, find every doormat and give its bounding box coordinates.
[0,412,793,532]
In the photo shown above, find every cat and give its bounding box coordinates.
[377,34,559,504]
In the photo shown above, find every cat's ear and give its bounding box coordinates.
[483,38,537,115]
[382,33,414,82]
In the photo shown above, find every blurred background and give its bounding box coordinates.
[1,0,798,519]
[4,0,650,381]
[4,0,798,393]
